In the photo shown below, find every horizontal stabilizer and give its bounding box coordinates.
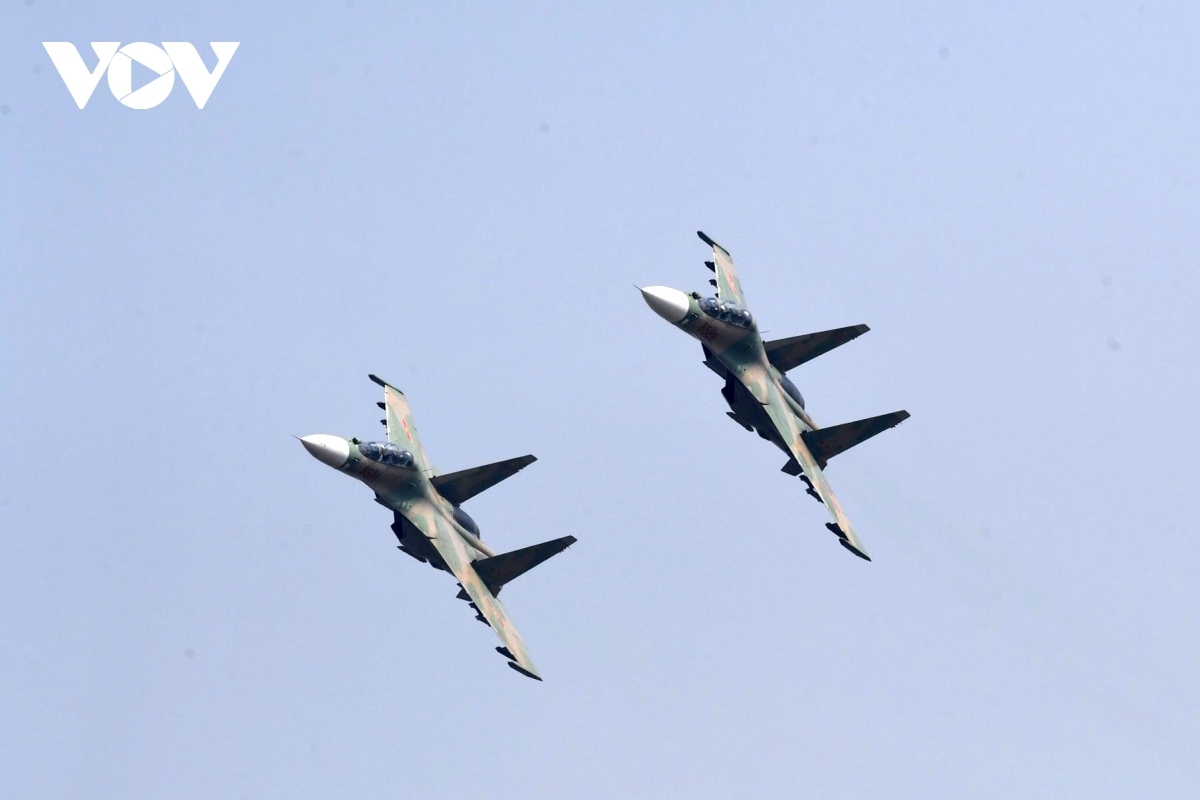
[802,410,910,467]
[473,535,577,595]
[764,325,869,372]
[431,455,537,506]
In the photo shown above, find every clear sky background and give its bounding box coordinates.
[3,2,1199,798]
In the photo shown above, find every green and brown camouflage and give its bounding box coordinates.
[300,376,576,680]
[640,231,909,561]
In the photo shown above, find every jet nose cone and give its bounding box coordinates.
[640,286,691,324]
[300,434,351,468]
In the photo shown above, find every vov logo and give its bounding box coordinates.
[42,42,239,109]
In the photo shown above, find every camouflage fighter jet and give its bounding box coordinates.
[300,375,575,680]
[640,232,909,561]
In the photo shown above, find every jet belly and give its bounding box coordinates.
[391,511,448,570]
[386,492,473,571]
[723,376,790,449]
[382,480,494,562]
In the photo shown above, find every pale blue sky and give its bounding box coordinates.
[4,3,1199,798]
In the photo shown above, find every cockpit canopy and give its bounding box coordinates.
[358,441,415,469]
[699,296,754,329]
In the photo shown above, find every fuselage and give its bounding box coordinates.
[299,434,492,573]
[639,235,898,563]
[299,377,563,678]
[640,286,818,450]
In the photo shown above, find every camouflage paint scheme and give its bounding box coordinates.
[301,376,575,680]
[641,232,909,561]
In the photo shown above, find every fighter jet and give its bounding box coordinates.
[300,375,575,680]
[640,232,909,561]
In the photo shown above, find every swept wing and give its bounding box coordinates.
[370,374,433,473]
[404,503,545,679]
[698,231,747,306]
[452,550,544,680]
[760,386,873,560]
